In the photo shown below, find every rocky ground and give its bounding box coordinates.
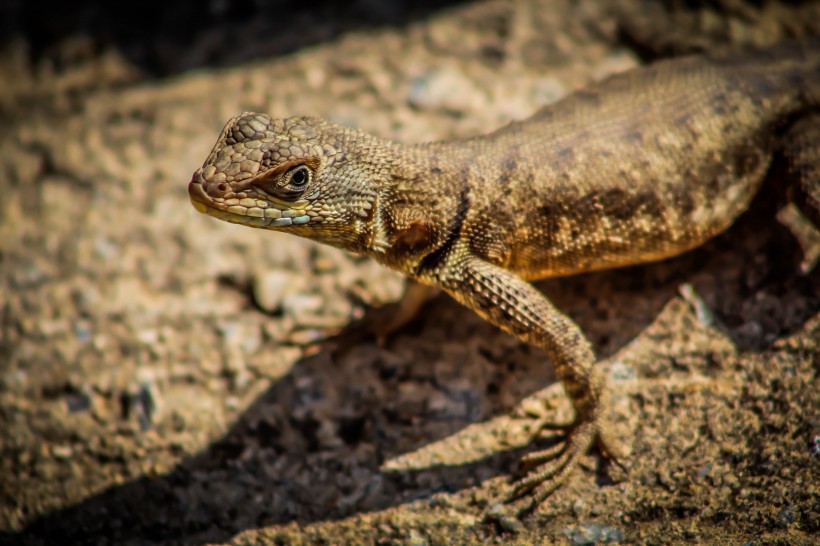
[1,1,819,544]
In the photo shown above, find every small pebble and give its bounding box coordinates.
[562,522,624,545]
[252,270,292,313]
[484,503,524,535]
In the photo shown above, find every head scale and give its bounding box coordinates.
[189,112,388,252]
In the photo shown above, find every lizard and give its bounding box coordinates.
[188,40,820,510]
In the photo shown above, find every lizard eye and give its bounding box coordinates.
[251,161,315,200]
[286,165,310,191]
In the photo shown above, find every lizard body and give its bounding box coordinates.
[189,41,820,509]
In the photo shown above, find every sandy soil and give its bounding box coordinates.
[1,1,819,544]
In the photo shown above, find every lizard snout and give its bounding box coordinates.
[190,169,230,200]
[188,171,220,214]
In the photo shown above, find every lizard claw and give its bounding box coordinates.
[508,417,627,511]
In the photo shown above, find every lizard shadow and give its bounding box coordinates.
[10,193,820,544]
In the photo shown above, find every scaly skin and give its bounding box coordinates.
[188,41,820,510]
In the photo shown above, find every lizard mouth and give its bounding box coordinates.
[188,177,215,214]
[188,172,312,228]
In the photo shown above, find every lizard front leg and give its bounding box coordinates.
[440,256,624,508]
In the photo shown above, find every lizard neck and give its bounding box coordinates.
[366,139,474,278]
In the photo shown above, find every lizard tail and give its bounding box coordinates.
[800,39,820,106]
[765,38,820,107]
[775,38,820,107]
[716,38,820,113]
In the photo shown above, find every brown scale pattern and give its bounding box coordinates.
[189,40,820,511]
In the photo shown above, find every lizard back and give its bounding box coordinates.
[416,40,820,280]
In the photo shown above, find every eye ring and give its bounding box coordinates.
[287,165,310,189]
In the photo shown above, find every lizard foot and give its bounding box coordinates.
[509,417,626,512]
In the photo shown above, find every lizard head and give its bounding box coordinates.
[189,112,390,252]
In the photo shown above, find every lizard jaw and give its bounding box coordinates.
[188,174,312,229]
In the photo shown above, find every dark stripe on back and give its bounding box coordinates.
[415,181,471,275]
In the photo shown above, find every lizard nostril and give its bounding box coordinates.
[207,182,229,198]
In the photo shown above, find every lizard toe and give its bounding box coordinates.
[508,414,628,510]
[509,420,596,501]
